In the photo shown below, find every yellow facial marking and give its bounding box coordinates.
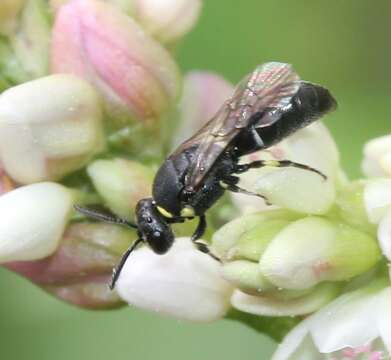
[180,206,195,218]
[157,206,173,218]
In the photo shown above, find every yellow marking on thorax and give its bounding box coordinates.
[157,206,174,218]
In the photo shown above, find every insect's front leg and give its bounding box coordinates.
[234,159,327,180]
[191,215,221,262]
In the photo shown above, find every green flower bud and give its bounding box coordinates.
[87,158,154,220]
[10,0,50,80]
[335,180,376,234]
[228,220,292,261]
[212,209,301,259]
[222,260,275,294]
[260,217,381,290]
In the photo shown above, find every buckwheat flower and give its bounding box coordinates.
[0,74,104,184]
[87,158,154,220]
[172,71,234,149]
[116,238,233,322]
[272,282,391,360]
[0,0,25,35]
[0,182,73,263]
[131,0,202,45]
[362,135,391,177]
[7,222,137,309]
[51,0,181,126]
[233,121,340,214]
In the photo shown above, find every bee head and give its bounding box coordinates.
[135,198,174,254]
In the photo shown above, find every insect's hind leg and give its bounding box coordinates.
[234,160,327,180]
[221,175,270,204]
[191,215,221,262]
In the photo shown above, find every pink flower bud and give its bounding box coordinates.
[51,0,181,125]
[6,222,137,309]
[172,71,233,148]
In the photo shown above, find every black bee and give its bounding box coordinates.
[76,62,337,289]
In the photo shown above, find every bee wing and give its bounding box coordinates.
[175,62,301,191]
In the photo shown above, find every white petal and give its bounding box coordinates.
[0,182,73,262]
[364,179,391,224]
[272,320,323,360]
[362,135,391,177]
[116,238,233,322]
[376,287,391,354]
[231,283,339,317]
[308,288,380,353]
[377,210,391,261]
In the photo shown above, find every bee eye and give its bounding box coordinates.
[153,231,161,238]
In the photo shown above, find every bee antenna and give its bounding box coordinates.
[109,238,143,290]
[74,205,138,229]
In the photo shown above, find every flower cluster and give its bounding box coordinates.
[1,1,391,359]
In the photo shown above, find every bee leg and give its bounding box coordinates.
[222,177,270,204]
[109,238,143,290]
[191,215,207,241]
[192,215,221,262]
[234,160,327,180]
[74,205,137,229]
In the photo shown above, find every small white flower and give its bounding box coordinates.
[364,179,391,224]
[0,182,73,262]
[116,238,233,322]
[272,284,391,360]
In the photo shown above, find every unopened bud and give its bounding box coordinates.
[10,0,50,80]
[172,71,233,148]
[132,0,202,45]
[87,158,154,220]
[51,0,181,126]
[0,182,73,263]
[116,238,233,322]
[260,217,380,289]
[362,135,391,177]
[0,74,104,184]
[7,222,137,309]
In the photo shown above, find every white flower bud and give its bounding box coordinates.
[133,0,202,44]
[364,179,391,224]
[116,238,233,322]
[0,74,104,184]
[0,182,73,262]
[362,135,391,177]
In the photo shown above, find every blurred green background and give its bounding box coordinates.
[0,1,390,359]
